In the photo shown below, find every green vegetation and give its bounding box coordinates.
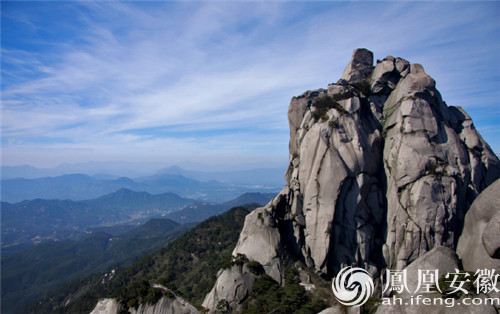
[242,266,327,313]
[217,299,232,313]
[312,96,347,121]
[247,261,265,276]
[1,188,195,250]
[353,79,372,96]
[1,219,191,314]
[117,280,165,309]
[21,206,252,313]
[330,89,354,102]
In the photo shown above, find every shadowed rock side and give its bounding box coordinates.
[457,178,500,271]
[203,48,500,311]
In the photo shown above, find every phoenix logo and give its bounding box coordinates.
[331,267,374,307]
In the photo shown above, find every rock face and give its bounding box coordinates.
[457,178,500,271]
[341,48,374,83]
[393,246,460,298]
[90,298,120,314]
[90,296,198,314]
[130,297,198,314]
[203,49,500,310]
[202,265,256,311]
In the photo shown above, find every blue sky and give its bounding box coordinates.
[2,1,499,171]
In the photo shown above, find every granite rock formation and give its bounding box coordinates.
[203,48,500,311]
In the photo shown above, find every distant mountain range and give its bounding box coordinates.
[1,162,167,179]
[1,189,275,251]
[1,169,282,203]
[157,165,286,187]
[167,192,275,224]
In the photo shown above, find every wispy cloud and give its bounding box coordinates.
[2,1,499,168]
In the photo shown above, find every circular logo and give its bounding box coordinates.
[331,267,374,307]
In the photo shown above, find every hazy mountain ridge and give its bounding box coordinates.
[1,189,194,250]
[1,162,166,179]
[1,190,274,251]
[166,192,275,224]
[159,166,286,187]
[1,169,282,203]
[1,174,143,203]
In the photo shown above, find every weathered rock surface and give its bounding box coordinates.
[90,296,198,314]
[319,305,360,314]
[341,48,374,83]
[131,297,198,314]
[392,246,459,298]
[90,298,120,314]
[202,264,256,312]
[457,178,500,271]
[203,49,500,310]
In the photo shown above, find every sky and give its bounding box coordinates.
[1,1,499,172]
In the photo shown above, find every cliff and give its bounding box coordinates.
[203,48,500,311]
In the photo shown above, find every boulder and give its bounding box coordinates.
[370,59,396,94]
[457,179,500,271]
[395,57,410,77]
[393,246,459,298]
[341,48,374,83]
[231,202,283,282]
[202,264,256,312]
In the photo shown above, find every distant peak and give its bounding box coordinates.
[162,165,186,175]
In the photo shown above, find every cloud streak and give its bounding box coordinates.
[2,1,499,168]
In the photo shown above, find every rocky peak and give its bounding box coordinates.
[341,48,374,83]
[203,49,500,311]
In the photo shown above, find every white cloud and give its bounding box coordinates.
[2,1,499,168]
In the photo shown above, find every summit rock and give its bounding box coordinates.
[341,48,374,83]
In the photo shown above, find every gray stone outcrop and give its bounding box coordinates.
[457,178,500,271]
[131,297,198,314]
[203,49,500,310]
[90,298,121,314]
[201,264,256,312]
[341,48,374,83]
[392,246,460,298]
